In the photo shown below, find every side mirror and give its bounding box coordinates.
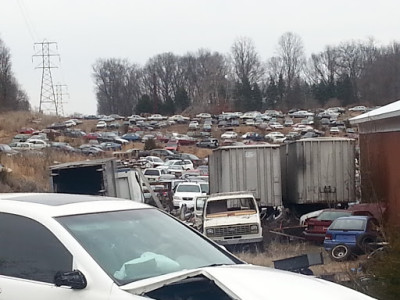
[54,270,87,289]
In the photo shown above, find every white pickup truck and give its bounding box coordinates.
[197,192,264,250]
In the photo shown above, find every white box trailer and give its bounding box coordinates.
[209,144,282,207]
[281,138,356,205]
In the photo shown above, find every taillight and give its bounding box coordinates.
[325,233,332,240]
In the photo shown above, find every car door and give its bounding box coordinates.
[183,160,193,170]
[0,213,111,300]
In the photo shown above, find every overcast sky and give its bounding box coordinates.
[1,0,399,116]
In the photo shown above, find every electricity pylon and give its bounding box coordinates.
[55,84,68,116]
[33,40,60,115]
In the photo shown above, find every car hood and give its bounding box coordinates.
[174,192,203,198]
[121,264,373,299]
[204,212,260,227]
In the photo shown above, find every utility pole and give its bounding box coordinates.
[55,84,69,116]
[32,40,60,115]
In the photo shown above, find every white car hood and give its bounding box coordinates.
[174,192,203,199]
[121,264,373,299]
[204,213,260,227]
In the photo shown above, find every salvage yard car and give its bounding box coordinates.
[201,192,264,251]
[172,181,209,208]
[324,215,382,261]
[0,193,374,300]
[303,209,373,243]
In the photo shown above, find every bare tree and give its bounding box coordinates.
[265,56,283,82]
[276,32,305,90]
[308,46,340,85]
[358,41,400,105]
[0,38,30,111]
[92,58,142,115]
[231,37,264,85]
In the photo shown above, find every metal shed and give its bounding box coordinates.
[350,100,400,227]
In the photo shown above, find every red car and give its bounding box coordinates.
[84,132,101,140]
[19,127,36,134]
[303,209,373,243]
[165,139,180,151]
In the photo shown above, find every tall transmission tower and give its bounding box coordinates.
[55,84,69,116]
[33,40,60,115]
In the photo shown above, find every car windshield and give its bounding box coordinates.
[330,218,366,231]
[316,211,352,221]
[57,209,237,285]
[200,183,209,194]
[165,160,176,166]
[144,169,160,176]
[206,197,256,215]
[176,184,201,193]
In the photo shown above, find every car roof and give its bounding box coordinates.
[0,193,150,219]
[334,215,374,221]
[320,208,349,212]
[177,182,207,186]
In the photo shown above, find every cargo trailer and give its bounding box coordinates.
[281,138,355,206]
[209,144,282,208]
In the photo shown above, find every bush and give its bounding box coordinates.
[360,231,400,300]
[144,138,157,150]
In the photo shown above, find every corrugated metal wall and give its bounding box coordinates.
[359,132,400,226]
[209,145,282,207]
[283,138,355,205]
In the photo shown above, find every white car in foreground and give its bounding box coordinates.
[0,193,373,300]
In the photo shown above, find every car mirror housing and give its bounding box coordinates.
[54,270,87,289]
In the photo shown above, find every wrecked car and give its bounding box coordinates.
[324,215,383,261]
[200,192,264,251]
[0,193,373,300]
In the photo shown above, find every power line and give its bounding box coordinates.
[16,0,38,42]
[32,40,60,115]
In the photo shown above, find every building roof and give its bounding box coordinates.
[349,99,400,125]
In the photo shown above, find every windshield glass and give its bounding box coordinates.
[200,183,209,194]
[330,218,366,231]
[165,160,176,166]
[177,184,201,193]
[56,209,237,285]
[144,169,160,176]
[316,211,352,221]
[206,198,256,215]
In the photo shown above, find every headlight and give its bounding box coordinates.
[250,225,258,233]
[173,196,182,200]
[206,228,214,236]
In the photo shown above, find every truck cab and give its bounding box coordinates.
[201,192,263,249]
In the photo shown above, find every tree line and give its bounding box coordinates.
[93,32,400,116]
[0,38,30,112]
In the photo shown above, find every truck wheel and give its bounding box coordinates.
[330,244,351,261]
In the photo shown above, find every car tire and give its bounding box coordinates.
[330,244,352,261]
[357,235,376,254]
